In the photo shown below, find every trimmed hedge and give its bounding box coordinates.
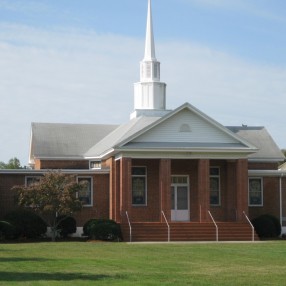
[0,221,15,240]
[57,216,77,238]
[83,219,122,241]
[3,209,47,239]
[252,214,281,239]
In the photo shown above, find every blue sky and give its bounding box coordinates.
[0,0,285,164]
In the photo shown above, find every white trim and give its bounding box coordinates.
[248,170,286,177]
[0,169,110,175]
[119,103,258,151]
[89,160,102,170]
[171,175,190,221]
[25,175,42,186]
[114,151,250,161]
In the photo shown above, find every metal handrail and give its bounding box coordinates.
[243,211,255,242]
[161,211,170,242]
[208,210,218,242]
[126,211,132,243]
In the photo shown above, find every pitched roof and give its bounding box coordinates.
[29,105,284,163]
[29,123,118,162]
[84,116,160,158]
[227,126,285,161]
[85,103,258,159]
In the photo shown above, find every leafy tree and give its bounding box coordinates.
[282,149,286,157]
[0,157,23,169]
[13,171,84,241]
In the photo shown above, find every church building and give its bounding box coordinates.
[0,0,285,241]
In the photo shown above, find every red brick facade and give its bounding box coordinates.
[0,158,285,230]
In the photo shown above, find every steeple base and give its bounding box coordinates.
[130,109,171,119]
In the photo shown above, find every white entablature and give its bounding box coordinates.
[131,0,170,119]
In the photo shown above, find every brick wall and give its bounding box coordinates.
[35,159,89,170]
[128,159,161,222]
[0,172,110,228]
[0,174,25,218]
[249,177,281,220]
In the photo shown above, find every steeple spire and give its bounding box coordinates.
[144,0,156,61]
[130,0,170,119]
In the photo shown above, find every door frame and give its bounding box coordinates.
[171,175,190,221]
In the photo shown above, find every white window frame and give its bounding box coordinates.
[25,176,41,186]
[77,176,93,207]
[132,166,147,206]
[210,167,221,206]
[89,160,101,170]
[249,177,263,207]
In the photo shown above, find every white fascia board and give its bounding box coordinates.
[85,148,115,161]
[248,170,286,177]
[115,151,250,160]
[248,158,285,163]
[115,146,256,154]
[33,156,86,160]
[0,169,110,175]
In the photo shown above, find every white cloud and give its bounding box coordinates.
[180,0,286,23]
[0,24,285,164]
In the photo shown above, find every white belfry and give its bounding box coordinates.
[131,0,169,119]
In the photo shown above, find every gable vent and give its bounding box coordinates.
[179,123,191,132]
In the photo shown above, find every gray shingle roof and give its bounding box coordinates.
[30,123,118,160]
[84,116,160,158]
[227,126,285,161]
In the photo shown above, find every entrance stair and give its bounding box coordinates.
[120,222,259,242]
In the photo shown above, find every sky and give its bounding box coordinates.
[0,0,285,165]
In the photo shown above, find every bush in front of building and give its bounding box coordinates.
[3,209,47,239]
[252,214,281,239]
[83,219,122,241]
[56,216,77,238]
[0,221,16,240]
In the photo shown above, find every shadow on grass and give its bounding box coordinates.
[0,271,120,282]
[0,257,50,262]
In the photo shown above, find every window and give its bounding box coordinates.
[90,161,101,169]
[249,178,263,206]
[77,177,93,206]
[25,176,41,186]
[210,167,220,206]
[132,167,147,206]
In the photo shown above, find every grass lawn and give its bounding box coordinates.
[0,241,286,285]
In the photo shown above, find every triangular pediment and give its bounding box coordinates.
[119,103,257,152]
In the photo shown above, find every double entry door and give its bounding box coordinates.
[171,176,190,221]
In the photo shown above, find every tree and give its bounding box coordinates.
[13,171,84,241]
[0,157,23,169]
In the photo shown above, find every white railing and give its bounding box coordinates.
[161,211,170,242]
[243,211,255,242]
[126,211,132,243]
[208,211,218,242]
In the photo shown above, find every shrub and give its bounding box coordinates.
[252,214,281,239]
[83,219,122,241]
[4,209,47,239]
[0,221,16,240]
[57,216,76,238]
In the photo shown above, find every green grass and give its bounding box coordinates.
[0,241,286,285]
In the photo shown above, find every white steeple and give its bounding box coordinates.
[144,0,156,61]
[131,0,170,119]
